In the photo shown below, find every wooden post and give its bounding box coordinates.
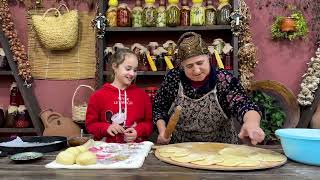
[0,29,43,135]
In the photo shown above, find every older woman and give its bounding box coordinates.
[153,32,265,145]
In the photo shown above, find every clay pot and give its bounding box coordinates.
[280,17,296,32]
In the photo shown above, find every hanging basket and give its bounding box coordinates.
[72,85,95,123]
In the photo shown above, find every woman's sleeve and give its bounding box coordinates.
[85,93,110,140]
[152,69,180,125]
[216,70,262,124]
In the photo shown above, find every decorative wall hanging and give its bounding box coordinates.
[270,10,308,41]
[31,4,79,50]
[28,10,96,80]
[297,45,320,106]
[233,0,259,90]
[0,0,33,86]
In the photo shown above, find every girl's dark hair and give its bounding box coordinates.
[107,48,136,82]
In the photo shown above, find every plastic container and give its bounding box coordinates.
[275,128,320,166]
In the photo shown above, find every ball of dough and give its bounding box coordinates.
[56,151,76,165]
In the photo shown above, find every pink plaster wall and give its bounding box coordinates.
[0,0,317,117]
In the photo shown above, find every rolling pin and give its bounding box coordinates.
[164,106,182,139]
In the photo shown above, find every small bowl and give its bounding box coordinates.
[275,128,320,166]
[68,134,93,147]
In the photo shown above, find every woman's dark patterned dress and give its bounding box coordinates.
[153,67,262,144]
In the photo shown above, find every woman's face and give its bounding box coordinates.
[113,54,138,87]
[181,55,211,82]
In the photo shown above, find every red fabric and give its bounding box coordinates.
[85,83,153,143]
[190,74,210,89]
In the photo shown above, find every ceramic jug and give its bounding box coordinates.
[40,109,81,138]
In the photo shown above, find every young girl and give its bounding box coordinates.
[86,49,153,143]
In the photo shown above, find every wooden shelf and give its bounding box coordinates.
[105,25,231,32]
[0,128,37,133]
[0,70,12,75]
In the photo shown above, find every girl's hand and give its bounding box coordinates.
[124,128,137,143]
[107,123,125,136]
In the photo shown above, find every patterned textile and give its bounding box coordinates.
[152,67,262,126]
[170,83,238,144]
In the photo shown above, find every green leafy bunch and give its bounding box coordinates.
[251,91,286,144]
[271,10,308,41]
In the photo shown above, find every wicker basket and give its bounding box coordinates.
[72,85,95,123]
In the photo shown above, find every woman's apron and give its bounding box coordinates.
[169,83,238,144]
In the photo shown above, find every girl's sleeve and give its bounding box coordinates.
[85,93,110,140]
[152,69,180,125]
[216,70,262,124]
[134,93,153,138]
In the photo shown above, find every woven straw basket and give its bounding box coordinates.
[72,85,95,123]
[31,4,79,50]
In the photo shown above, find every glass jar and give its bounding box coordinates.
[166,0,180,27]
[117,3,131,27]
[224,53,233,70]
[139,53,150,71]
[156,0,166,27]
[143,0,157,27]
[15,105,31,128]
[190,0,205,26]
[10,82,20,106]
[106,0,118,27]
[0,106,4,128]
[205,0,216,25]
[4,105,18,128]
[132,0,143,27]
[217,0,232,25]
[180,0,190,26]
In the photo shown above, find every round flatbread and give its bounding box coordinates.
[159,152,172,158]
[238,157,261,167]
[216,155,247,167]
[191,154,224,166]
[250,153,286,162]
[218,146,256,157]
[158,146,191,158]
[158,147,188,153]
[171,153,206,163]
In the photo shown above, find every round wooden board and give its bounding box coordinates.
[154,142,287,171]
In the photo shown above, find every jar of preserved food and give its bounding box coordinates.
[223,52,232,70]
[117,3,131,27]
[154,47,167,71]
[217,0,232,25]
[132,0,143,27]
[180,0,190,26]
[205,0,216,25]
[166,0,180,27]
[143,0,157,27]
[156,0,166,27]
[190,0,205,26]
[106,0,118,27]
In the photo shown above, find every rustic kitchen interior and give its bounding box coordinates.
[0,0,319,179]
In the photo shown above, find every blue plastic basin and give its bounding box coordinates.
[275,128,320,166]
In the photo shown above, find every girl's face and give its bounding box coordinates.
[112,54,138,87]
[181,54,211,82]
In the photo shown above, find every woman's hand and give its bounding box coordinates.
[107,123,125,136]
[157,131,171,145]
[124,128,137,143]
[156,119,171,144]
[238,110,265,145]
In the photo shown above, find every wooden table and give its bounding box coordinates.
[0,145,319,180]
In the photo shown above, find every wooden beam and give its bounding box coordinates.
[96,0,107,88]
[0,29,43,135]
